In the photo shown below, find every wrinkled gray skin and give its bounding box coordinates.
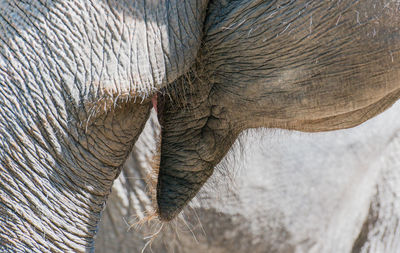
[1,0,400,251]
[0,0,206,251]
[97,103,400,253]
[157,0,400,220]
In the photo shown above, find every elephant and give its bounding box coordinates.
[97,101,400,253]
[1,0,400,252]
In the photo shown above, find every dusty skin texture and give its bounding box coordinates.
[1,0,400,251]
[97,102,400,253]
[0,0,207,251]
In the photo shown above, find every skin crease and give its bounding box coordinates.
[156,0,400,221]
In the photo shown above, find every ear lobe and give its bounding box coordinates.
[155,113,239,221]
[156,163,214,221]
[154,70,239,220]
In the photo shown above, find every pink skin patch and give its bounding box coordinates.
[152,93,164,126]
[152,94,158,113]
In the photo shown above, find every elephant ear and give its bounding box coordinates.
[153,71,239,221]
[155,94,214,221]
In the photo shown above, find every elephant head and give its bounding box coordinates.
[155,0,400,221]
